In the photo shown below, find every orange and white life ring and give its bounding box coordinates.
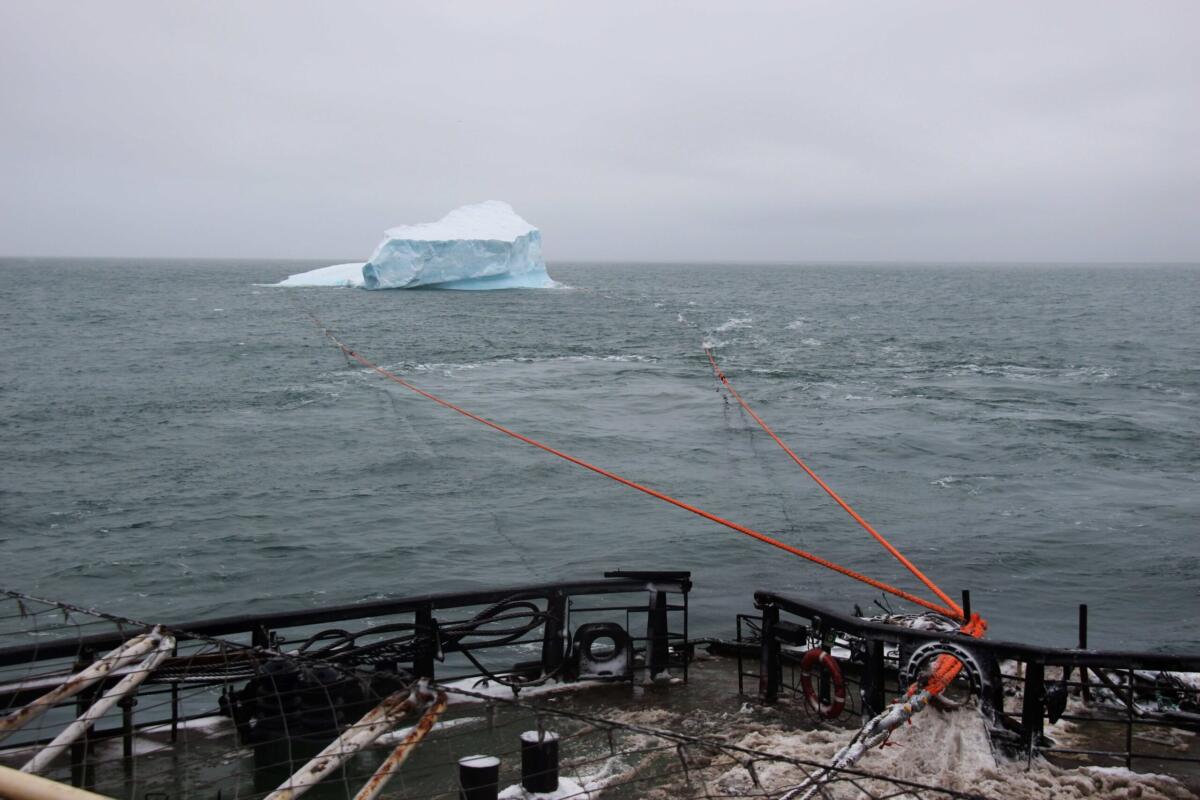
[799,647,846,719]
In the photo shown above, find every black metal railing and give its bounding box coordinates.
[0,572,691,757]
[743,590,1200,771]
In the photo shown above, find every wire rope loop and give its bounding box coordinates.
[799,648,846,720]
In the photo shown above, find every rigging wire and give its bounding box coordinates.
[703,346,964,620]
[303,312,959,618]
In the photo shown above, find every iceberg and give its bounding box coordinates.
[275,201,555,290]
[363,201,554,290]
[275,262,366,288]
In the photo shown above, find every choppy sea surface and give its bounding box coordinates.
[1,260,1196,651]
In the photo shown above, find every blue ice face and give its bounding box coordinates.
[362,230,554,290]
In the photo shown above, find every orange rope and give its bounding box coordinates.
[309,317,959,617]
[702,346,990,697]
[704,347,964,621]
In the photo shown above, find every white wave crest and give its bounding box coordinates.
[406,353,657,375]
[714,317,753,332]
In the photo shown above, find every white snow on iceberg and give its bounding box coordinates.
[275,201,555,291]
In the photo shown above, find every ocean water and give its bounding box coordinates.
[1,259,1196,652]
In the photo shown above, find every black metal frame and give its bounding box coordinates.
[744,590,1200,770]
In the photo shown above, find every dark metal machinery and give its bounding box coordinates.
[743,590,1200,770]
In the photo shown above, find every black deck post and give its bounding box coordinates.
[961,590,971,620]
[540,590,568,679]
[646,590,670,680]
[1021,662,1045,759]
[414,603,436,679]
[458,755,500,800]
[861,639,886,717]
[759,603,780,704]
[520,730,559,793]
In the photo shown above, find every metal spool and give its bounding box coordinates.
[900,640,998,712]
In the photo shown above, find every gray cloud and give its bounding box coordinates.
[2,1,1197,261]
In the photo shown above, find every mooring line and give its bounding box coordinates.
[304,313,958,617]
[703,347,964,620]
[698,348,999,796]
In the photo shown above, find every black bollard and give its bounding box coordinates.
[520,730,559,793]
[458,755,500,800]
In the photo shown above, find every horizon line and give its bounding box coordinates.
[1,255,1198,267]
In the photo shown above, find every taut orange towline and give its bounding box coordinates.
[308,316,959,618]
[704,347,964,621]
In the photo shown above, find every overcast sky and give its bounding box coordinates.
[2,2,1197,262]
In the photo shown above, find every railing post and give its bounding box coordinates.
[69,649,93,788]
[1078,604,1090,702]
[736,615,745,696]
[681,586,690,684]
[818,634,831,706]
[961,589,971,620]
[645,590,670,680]
[861,639,886,717]
[251,625,271,650]
[415,604,436,680]
[815,616,832,705]
[120,694,135,777]
[758,603,780,704]
[1125,666,1135,770]
[1021,662,1045,759]
[170,640,180,744]
[540,590,568,679]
